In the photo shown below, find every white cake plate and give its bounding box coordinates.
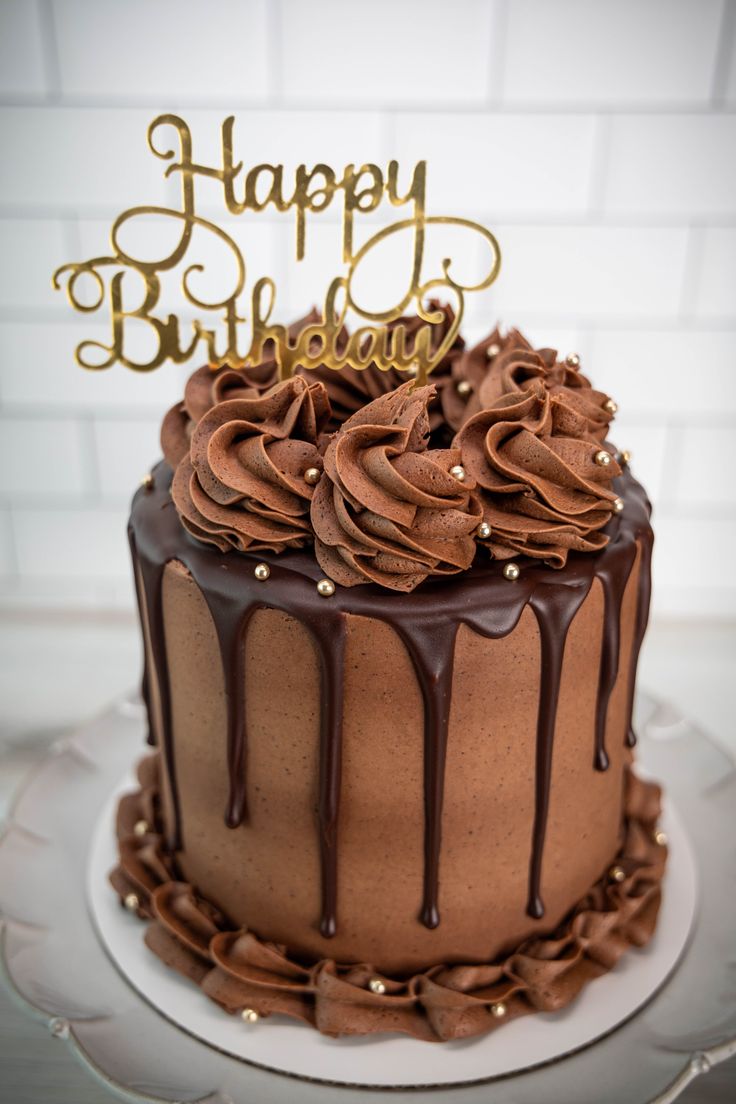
[1,691,735,1103]
[87,774,696,1089]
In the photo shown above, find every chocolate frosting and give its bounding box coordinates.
[456,380,621,567]
[478,346,615,441]
[442,325,532,431]
[160,310,320,469]
[310,381,481,591]
[111,756,665,1042]
[171,376,331,554]
[303,300,464,434]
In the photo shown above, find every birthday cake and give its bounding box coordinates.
[109,311,666,1042]
[47,112,665,1042]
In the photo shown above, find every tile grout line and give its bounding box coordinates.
[36,0,62,104]
[586,113,612,216]
[677,225,706,318]
[265,0,283,107]
[486,0,510,105]
[710,0,736,105]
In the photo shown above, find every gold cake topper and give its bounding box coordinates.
[53,114,501,385]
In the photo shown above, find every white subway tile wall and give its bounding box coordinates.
[0,0,734,617]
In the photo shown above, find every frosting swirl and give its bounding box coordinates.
[160,310,319,469]
[170,376,330,554]
[111,756,666,1042]
[302,300,464,434]
[310,381,481,591]
[442,325,532,432]
[478,346,614,441]
[456,380,621,567]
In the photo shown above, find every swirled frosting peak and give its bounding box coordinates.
[456,379,621,567]
[171,376,331,553]
[160,310,321,469]
[302,300,464,434]
[311,381,481,591]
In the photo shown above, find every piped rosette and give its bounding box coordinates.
[311,381,482,591]
[170,375,331,554]
[455,370,621,568]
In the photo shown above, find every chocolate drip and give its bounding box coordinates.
[128,463,652,939]
[393,621,459,929]
[127,526,155,746]
[625,526,654,747]
[527,586,589,920]
[129,528,182,852]
[594,544,637,770]
[312,614,346,938]
[196,584,256,830]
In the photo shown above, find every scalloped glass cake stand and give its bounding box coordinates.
[0,690,734,1104]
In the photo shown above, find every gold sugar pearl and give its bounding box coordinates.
[133,820,149,838]
[594,449,612,468]
[604,398,618,415]
[619,449,632,466]
[456,379,472,397]
[486,343,501,359]
[141,473,154,491]
[566,353,580,368]
[609,865,626,884]
[124,893,140,912]
[369,978,386,995]
[654,829,668,847]
[304,467,321,486]
[408,360,420,376]
[612,497,624,514]
[477,521,492,539]
[254,563,270,581]
[317,578,336,598]
[503,563,520,581]
[491,1001,507,1019]
[241,1008,259,1023]
[450,464,466,482]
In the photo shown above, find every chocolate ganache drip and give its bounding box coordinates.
[129,452,652,934]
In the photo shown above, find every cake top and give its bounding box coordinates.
[160,308,625,592]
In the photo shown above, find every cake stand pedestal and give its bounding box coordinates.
[1,691,734,1104]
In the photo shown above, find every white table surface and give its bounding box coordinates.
[0,612,734,1103]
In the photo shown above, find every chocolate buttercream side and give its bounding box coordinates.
[111,757,665,1042]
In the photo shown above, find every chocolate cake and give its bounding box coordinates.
[111,315,666,1042]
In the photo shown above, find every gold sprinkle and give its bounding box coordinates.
[486,343,501,359]
[124,893,140,912]
[141,473,154,491]
[408,360,420,376]
[304,467,321,486]
[241,1008,259,1023]
[450,464,466,482]
[654,829,668,847]
[503,563,520,581]
[369,978,386,995]
[254,563,270,581]
[491,1001,507,1019]
[133,820,148,838]
[612,497,624,514]
[604,398,618,415]
[609,865,626,884]
[477,521,492,539]
[566,353,580,368]
[619,449,632,466]
[594,449,612,467]
[317,578,336,597]
[456,379,472,397]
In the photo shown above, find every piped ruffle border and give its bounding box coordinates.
[110,755,666,1042]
